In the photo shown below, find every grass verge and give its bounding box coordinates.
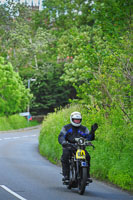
[0,114,39,131]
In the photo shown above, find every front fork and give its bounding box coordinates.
[76,160,88,180]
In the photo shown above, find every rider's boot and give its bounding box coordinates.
[62,164,70,183]
[87,177,93,183]
[62,175,69,182]
[62,174,69,185]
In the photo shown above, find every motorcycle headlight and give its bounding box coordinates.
[78,138,84,145]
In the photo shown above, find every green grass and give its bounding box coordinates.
[0,114,39,131]
[39,104,133,191]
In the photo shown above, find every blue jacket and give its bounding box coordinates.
[58,123,95,145]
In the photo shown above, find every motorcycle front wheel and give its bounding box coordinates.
[78,167,87,195]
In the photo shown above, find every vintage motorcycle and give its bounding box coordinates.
[62,137,94,195]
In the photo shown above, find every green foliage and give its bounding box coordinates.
[42,0,94,29]
[0,1,76,115]
[0,57,31,116]
[39,105,133,191]
[7,23,53,70]
[0,0,132,117]
[30,64,76,115]
[89,107,133,191]
[31,9,49,30]
[0,1,32,62]
[58,26,132,122]
[92,0,132,34]
[0,114,39,131]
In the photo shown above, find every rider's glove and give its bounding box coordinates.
[91,123,98,132]
[61,140,69,147]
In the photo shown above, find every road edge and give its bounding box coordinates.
[0,125,42,133]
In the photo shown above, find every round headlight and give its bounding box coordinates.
[79,138,84,145]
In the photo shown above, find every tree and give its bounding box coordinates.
[0,0,33,67]
[0,57,31,116]
[57,26,132,121]
[8,25,53,70]
[42,0,94,29]
[92,0,132,34]
[30,64,76,115]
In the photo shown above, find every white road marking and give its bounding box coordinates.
[4,137,12,140]
[0,135,37,141]
[22,135,36,138]
[12,137,20,139]
[22,136,29,138]
[0,185,27,200]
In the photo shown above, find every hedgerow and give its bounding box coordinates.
[39,104,133,191]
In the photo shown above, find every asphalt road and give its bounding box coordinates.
[0,126,132,200]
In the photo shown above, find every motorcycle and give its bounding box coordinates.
[62,137,94,195]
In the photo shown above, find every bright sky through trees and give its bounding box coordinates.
[0,0,43,10]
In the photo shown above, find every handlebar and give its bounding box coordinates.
[74,137,95,148]
[86,141,95,149]
[66,139,95,150]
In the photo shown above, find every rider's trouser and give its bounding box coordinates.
[61,148,91,177]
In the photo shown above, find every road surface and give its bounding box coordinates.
[0,126,132,200]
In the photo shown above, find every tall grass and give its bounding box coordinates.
[39,104,133,191]
[0,114,39,131]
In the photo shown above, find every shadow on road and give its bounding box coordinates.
[50,185,133,200]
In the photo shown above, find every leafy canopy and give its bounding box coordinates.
[0,57,31,116]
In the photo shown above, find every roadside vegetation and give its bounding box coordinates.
[39,104,133,191]
[0,114,39,131]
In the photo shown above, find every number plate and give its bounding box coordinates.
[76,149,86,159]
[81,162,88,167]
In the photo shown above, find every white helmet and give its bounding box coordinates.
[70,111,82,127]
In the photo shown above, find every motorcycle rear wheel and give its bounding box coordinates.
[78,167,87,195]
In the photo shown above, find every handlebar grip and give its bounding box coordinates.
[86,142,95,149]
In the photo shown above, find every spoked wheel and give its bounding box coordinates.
[78,168,87,195]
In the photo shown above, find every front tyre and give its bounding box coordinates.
[78,167,87,195]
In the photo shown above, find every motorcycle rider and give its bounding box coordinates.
[58,111,98,182]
